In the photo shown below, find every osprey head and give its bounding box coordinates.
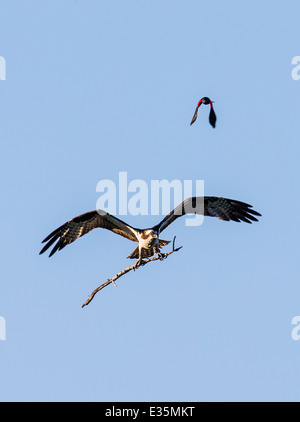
[144,229,158,248]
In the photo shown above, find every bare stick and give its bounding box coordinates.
[81,236,183,308]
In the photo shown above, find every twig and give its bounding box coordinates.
[81,236,183,308]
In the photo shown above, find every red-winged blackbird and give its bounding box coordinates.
[190,97,217,128]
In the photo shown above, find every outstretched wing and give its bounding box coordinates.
[40,210,139,257]
[190,103,201,125]
[155,196,261,234]
[209,105,217,128]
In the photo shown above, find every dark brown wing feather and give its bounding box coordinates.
[40,210,138,257]
[154,197,261,233]
[209,106,217,128]
[190,106,200,125]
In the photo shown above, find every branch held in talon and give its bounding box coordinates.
[81,237,182,307]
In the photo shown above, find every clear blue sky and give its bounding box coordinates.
[1,0,300,402]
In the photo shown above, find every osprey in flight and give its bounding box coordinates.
[40,196,261,267]
[190,97,217,128]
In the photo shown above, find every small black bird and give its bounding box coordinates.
[190,97,217,128]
